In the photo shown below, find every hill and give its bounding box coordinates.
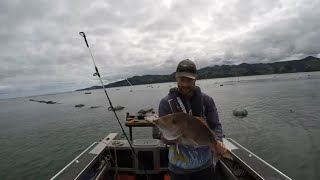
[77,56,320,91]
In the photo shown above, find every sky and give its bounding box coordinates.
[1,0,320,99]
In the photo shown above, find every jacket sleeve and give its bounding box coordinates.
[157,97,177,144]
[153,98,171,139]
[158,97,172,117]
[204,96,224,141]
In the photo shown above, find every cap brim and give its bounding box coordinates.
[175,72,196,79]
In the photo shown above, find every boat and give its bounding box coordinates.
[51,113,292,180]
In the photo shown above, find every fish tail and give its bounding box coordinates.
[210,144,233,161]
[221,151,233,160]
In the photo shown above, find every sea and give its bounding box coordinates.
[0,71,319,180]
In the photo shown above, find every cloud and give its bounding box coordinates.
[1,0,320,99]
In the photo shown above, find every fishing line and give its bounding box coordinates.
[79,32,151,180]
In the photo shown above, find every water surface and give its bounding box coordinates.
[0,72,319,179]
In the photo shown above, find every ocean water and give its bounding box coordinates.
[0,72,319,180]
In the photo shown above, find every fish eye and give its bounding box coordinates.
[172,119,177,124]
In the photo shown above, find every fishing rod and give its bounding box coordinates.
[79,32,151,180]
[126,78,133,86]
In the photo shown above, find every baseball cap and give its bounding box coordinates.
[175,59,197,79]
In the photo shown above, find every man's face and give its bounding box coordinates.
[176,76,196,96]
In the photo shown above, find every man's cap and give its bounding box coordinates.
[175,59,197,79]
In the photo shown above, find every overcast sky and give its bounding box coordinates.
[1,0,320,99]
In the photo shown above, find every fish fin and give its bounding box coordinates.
[189,139,200,146]
[195,116,217,136]
[195,116,210,128]
[176,144,180,154]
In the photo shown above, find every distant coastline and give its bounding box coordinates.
[76,56,320,91]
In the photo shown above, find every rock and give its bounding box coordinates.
[75,104,85,108]
[108,105,125,111]
[233,108,248,118]
[90,106,102,109]
[138,108,154,114]
[46,101,56,104]
[30,99,56,104]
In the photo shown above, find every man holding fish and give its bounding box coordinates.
[155,59,228,180]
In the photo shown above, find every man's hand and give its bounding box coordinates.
[215,140,227,154]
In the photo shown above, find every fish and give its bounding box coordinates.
[146,112,233,160]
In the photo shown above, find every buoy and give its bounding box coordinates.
[233,108,248,118]
[75,104,85,108]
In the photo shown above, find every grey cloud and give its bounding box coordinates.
[1,0,320,99]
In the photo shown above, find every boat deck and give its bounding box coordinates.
[225,139,291,180]
[51,133,292,180]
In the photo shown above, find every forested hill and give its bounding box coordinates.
[77,56,320,91]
